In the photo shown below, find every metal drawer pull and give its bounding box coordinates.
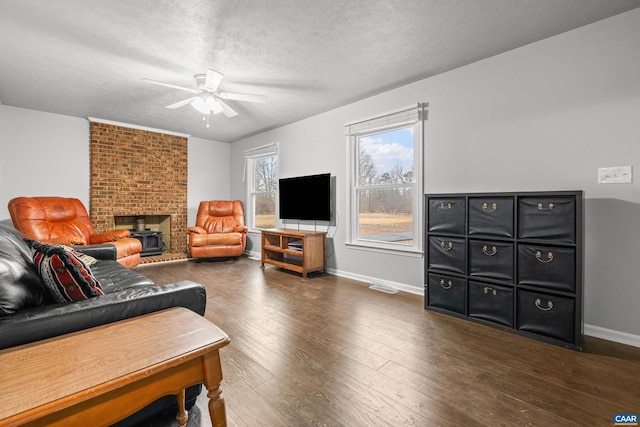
[535,250,554,263]
[440,279,453,289]
[440,241,453,251]
[482,245,497,256]
[483,287,497,296]
[535,298,554,311]
[537,202,555,211]
[439,201,452,209]
[482,202,497,212]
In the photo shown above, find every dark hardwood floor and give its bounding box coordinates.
[135,256,640,427]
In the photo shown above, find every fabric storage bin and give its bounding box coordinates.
[517,289,575,343]
[427,273,466,315]
[518,244,575,293]
[468,281,513,327]
[468,197,514,238]
[518,197,576,243]
[427,236,466,274]
[468,239,514,283]
[428,197,466,235]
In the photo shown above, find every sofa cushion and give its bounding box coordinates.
[90,260,154,293]
[27,240,104,302]
[0,225,48,316]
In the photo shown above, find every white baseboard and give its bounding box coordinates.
[326,267,423,295]
[584,324,640,348]
[245,252,422,295]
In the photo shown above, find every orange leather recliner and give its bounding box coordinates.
[187,200,248,259]
[8,196,142,268]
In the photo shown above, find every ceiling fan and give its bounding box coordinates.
[143,70,266,123]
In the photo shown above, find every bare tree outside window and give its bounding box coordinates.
[356,127,415,244]
[251,155,278,229]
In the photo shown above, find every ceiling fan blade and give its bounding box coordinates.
[166,96,197,109]
[205,70,224,92]
[218,99,238,117]
[142,78,199,93]
[218,92,267,103]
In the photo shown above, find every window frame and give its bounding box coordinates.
[346,106,424,255]
[245,146,278,233]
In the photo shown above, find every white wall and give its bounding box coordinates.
[0,105,90,223]
[231,9,640,345]
[0,107,231,232]
[188,136,231,227]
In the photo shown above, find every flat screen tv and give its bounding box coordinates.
[279,173,331,221]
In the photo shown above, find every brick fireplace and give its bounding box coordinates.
[89,120,188,255]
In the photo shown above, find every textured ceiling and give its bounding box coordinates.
[1,0,638,142]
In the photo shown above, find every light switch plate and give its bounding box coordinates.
[598,166,632,184]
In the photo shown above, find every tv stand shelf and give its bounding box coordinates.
[261,229,327,279]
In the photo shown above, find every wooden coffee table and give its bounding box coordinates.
[0,307,230,427]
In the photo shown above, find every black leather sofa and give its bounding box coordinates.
[0,223,206,426]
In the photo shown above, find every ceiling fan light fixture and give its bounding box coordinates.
[191,96,210,114]
[206,96,224,114]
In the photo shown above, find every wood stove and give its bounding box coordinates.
[114,215,171,255]
[130,230,164,256]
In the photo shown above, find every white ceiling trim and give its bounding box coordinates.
[86,117,191,138]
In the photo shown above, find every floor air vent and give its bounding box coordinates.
[369,283,398,294]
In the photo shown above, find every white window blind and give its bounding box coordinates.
[244,142,278,159]
[345,103,426,136]
[243,142,278,182]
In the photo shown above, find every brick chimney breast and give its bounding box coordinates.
[89,122,188,255]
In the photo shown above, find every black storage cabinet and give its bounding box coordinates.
[424,191,584,350]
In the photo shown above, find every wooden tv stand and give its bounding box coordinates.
[261,228,327,279]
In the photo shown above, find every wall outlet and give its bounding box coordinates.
[598,166,632,184]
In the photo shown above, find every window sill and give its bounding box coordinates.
[345,241,423,258]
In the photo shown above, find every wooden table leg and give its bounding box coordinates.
[202,350,227,427]
[176,388,188,427]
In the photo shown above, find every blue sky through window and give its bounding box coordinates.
[359,127,414,175]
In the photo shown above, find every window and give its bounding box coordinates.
[245,144,278,231]
[346,104,425,253]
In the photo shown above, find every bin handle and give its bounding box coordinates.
[535,298,554,311]
[440,241,453,251]
[535,250,554,263]
[482,245,497,256]
[537,202,555,211]
[439,201,452,210]
[483,287,497,296]
[439,279,453,290]
[482,202,497,213]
